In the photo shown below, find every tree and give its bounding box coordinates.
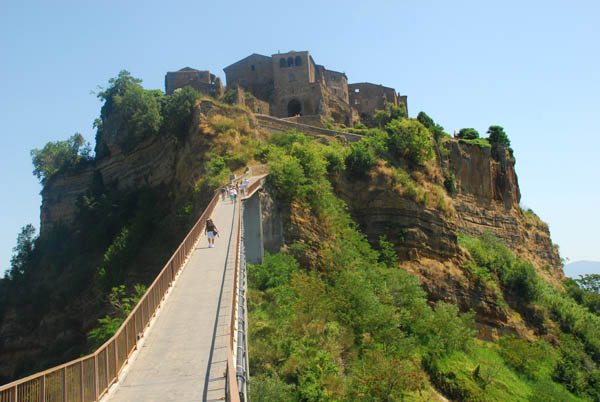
[8,224,36,280]
[385,118,434,166]
[31,133,90,183]
[95,70,163,154]
[576,274,600,294]
[457,128,480,140]
[487,125,510,147]
[87,284,146,348]
[417,112,434,129]
[373,110,391,128]
[417,112,447,142]
[161,86,201,140]
[386,102,408,120]
[345,141,377,178]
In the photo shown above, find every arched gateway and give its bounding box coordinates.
[287,99,302,117]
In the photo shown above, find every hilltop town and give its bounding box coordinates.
[165,50,407,127]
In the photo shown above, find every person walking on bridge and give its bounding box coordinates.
[205,218,219,248]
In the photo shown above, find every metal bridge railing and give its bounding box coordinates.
[0,186,224,402]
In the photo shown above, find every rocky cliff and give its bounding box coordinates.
[1,99,265,383]
[334,138,562,339]
[5,99,564,383]
[40,100,262,234]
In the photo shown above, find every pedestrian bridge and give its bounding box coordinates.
[0,176,266,402]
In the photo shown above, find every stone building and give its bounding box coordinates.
[223,54,274,102]
[165,67,224,98]
[165,50,407,126]
[349,83,408,116]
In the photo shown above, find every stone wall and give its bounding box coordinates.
[228,86,270,115]
[165,68,224,97]
[272,51,315,90]
[271,82,324,118]
[348,82,399,115]
[223,54,274,102]
[324,69,349,103]
[255,114,361,143]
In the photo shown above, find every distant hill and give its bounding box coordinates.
[565,260,600,278]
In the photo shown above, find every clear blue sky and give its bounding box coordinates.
[1,0,598,276]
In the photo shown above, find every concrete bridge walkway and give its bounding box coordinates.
[103,194,242,402]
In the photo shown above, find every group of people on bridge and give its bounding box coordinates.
[209,178,250,248]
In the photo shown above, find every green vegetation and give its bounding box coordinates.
[344,116,434,181]
[460,233,600,400]
[386,119,434,166]
[457,128,480,140]
[345,141,375,178]
[487,125,511,147]
[221,89,237,105]
[8,66,597,400]
[95,70,163,154]
[30,133,91,184]
[459,137,492,149]
[6,224,36,282]
[1,72,261,382]
[249,134,597,399]
[87,284,146,348]
[416,111,447,142]
[564,276,600,314]
[161,85,201,140]
[249,133,478,400]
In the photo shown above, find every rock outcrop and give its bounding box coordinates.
[12,103,564,382]
[334,139,562,339]
[40,100,261,235]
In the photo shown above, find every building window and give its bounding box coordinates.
[289,73,296,82]
[251,65,255,71]
[287,57,294,67]
[280,58,286,68]
[295,56,302,66]
[354,88,360,93]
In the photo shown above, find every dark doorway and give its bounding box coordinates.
[287,99,302,117]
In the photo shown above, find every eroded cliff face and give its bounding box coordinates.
[334,139,562,339]
[40,100,261,234]
[12,104,563,381]
[40,134,177,234]
[2,99,264,383]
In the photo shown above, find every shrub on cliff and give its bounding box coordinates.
[417,111,434,128]
[457,128,480,140]
[87,284,146,348]
[385,118,434,167]
[564,276,600,314]
[5,224,36,281]
[161,86,201,140]
[487,125,511,147]
[95,70,163,154]
[30,133,91,184]
[417,111,448,142]
[345,141,376,178]
[386,102,408,119]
